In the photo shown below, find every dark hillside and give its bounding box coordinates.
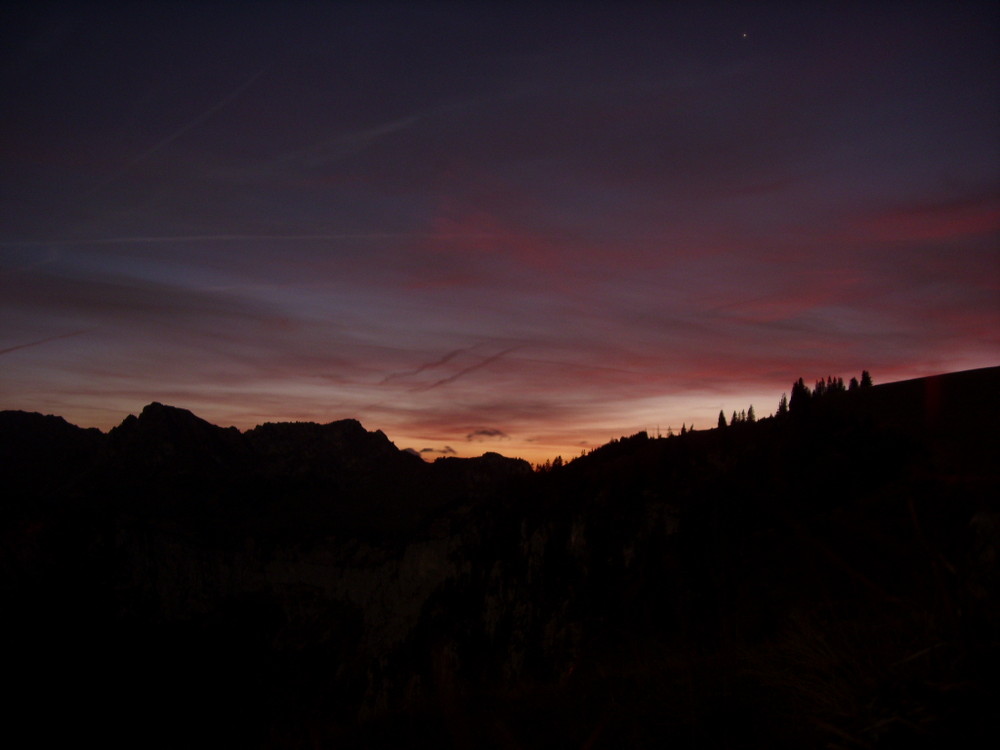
[500,366,1000,747]
[0,410,103,508]
[1,367,997,748]
[855,366,1000,474]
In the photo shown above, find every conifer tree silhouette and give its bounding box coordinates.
[790,378,810,413]
[777,393,789,416]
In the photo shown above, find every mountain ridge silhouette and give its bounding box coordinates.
[1,365,997,748]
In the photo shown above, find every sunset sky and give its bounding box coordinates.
[2,1,998,463]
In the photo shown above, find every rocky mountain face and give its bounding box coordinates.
[2,367,998,748]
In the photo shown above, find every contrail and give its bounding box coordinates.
[83,67,269,196]
[291,113,423,167]
[0,231,496,248]
[133,68,268,159]
[1,233,405,246]
[0,329,92,356]
[381,346,478,384]
[416,347,521,392]
[277,92,497,171]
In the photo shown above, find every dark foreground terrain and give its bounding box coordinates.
[2,367,998,748]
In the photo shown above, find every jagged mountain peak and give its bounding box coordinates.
[243,417,422,479]
[132,401,218,430]
[105,403,248,483]
[0,410,104,501]
[110,401,237,440]
[0,408,102,443]
[139,400,195,419]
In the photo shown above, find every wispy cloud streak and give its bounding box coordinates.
[380,346,478,384]
[83,67,269,196]
[415,347,521,392]
[0,329,92,356]
[0,232,497,248]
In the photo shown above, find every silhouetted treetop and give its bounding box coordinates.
[790,378,811,413]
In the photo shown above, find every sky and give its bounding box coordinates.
[1,1,998,463]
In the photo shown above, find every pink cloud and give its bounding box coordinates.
[859,195,1000,243]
